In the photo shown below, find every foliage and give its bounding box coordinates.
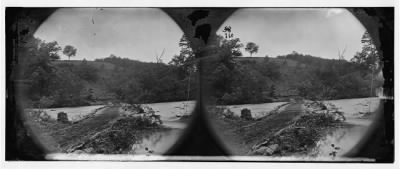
[16,25,382,108]
[74,59,99,82]
[63,45,77,60]
[351,31,381,72]
[16,36,93,107]
[79,116,161,154]
[37,96,55,108]
[169,35,196,78]
[16,36,62,101]
[207,32,279,104]
[245,42,259,57]
[96,54,195,104]
[252,109,342,156]
[350,31,381,99]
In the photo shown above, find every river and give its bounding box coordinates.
[310,97,381,159]
[127,101,195,155]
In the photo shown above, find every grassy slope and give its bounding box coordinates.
[235,57,306,96]
[212,103,304,155]
[51,106,120,150]
[52,60,116,70]
[25,106,121,152]
[52,60,116,101]
[26,105,171,154]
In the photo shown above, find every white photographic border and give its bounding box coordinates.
[0,0,398,169]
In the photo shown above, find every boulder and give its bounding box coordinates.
[57,112,69,123]
[83,147,94,153]
[223,108,234,118]
[264,144,279,155]
[73,150,85,154]
[328,110,346,121]
[39,111,51,121]
[240,108,253,120]
[254,146,270,155]
[254,144,279,155]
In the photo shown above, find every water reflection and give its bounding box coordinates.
[311,126,368,158]
[129,129,182,155]
[310,112,375,158]
[308,98,380,158]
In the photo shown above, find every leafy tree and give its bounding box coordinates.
[351,31,380,70]
[220,36,244,57]
[269,85,276,97]
[50,68,86,107]
[21,39,62,100]
[351,31,381,98]
[169,35,196,78]
[264,55,270,62]
[63,45,77,60]
[245,42,259,57]
[38,41,62,60]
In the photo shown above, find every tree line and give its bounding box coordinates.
[15,24,382,108]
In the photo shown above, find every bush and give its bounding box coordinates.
[240,108,253,120]
[78,116,161,154]
[57,112,69,123]
[295,113,337,128]
[37,96,55,108]
[223,108,234,118]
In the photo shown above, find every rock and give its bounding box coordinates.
[83,147,94,153]
[315,110,327,114]
[255,144,279,155]
[265,144,279,155]
[150,115,162,125]
[329,110,346,121]
[73,150,85,154]
[223,108,234,118]
[131,144,141,152]
[179,114,191,121]
[240,108,253,120]
[255,146,270,155]
[39,111,51,121]
[57,112,69,123]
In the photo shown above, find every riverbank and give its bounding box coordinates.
[23,105,182,154]
[209,102,302,155]
[310,97,381,158]
[210,97,380,158]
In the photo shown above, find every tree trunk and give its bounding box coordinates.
[185,73,191,114]
[369,69,374,112]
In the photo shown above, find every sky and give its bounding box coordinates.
[218,8,366,60]
[34,8,183,62]
[35,8,367,62]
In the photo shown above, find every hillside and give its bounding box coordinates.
[53,60,116,70]
[38,56,196,108]
[45,53,382,107]
[208,53,383,104]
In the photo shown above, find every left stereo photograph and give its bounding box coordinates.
[7,8,197,158]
